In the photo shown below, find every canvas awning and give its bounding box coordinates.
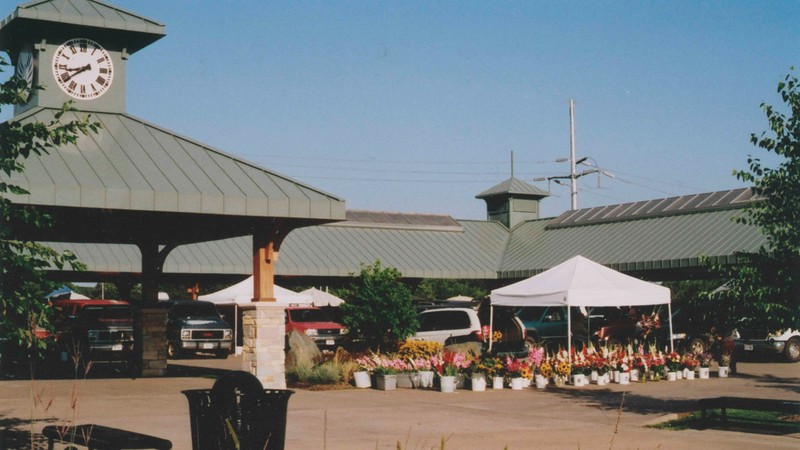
[489,255,673,355]
[199,276,312,306]
[300,288,345,307]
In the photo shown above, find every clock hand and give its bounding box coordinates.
[63,64,91,81]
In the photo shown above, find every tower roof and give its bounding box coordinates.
[0,0,165,54]
[476,177,550,200]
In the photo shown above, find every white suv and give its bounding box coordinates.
[409,306,528,356]
[411,307,484,345]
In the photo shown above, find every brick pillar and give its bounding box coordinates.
[241,303,286,388]
[137,308,168,377]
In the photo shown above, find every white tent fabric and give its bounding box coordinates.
[199,276,313,305]
[489,255,672,354]
[490,255,670,307]
[300,288,345,307]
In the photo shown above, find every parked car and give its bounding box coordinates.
[409,301,528,356]
[734,327,800,362]
[515,306,601,349]
[592,306,713,353]
[285,306,347,351]
[50,299,135,369]
[161,300,233,359]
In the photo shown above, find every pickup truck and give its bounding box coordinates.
[735,328,800,362]
[161,300,233,359]
[50,299,135,369]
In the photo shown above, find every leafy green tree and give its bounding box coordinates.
[704,70,800,332]
[414,279,489,302]
[0,57,97,363]
[340,261,419,351]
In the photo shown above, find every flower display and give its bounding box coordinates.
[636,312,662,340]
[470,353,504,377]
[665,351,682,372]
[699,352,714,368]
[681,353,698,370]
[504,356,527,378]
[398,340,442,361]
[538,360,553,378]
[433,351,472,376]
[528,345,545,371]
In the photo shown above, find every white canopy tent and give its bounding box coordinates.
[490,255,673,356]
[199,276,313,306]
[300,288,345,307]
[199,276,313,355]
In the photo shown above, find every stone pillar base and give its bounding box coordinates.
[241,302,286,389]
[137,308,168,377]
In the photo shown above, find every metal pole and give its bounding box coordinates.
[569,99,578,211]
[567,306,572,363]
[489,305,494,352]
[668,302,674,352]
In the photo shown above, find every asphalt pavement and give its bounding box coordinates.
[0,355,798,449]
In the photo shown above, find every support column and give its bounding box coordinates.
[241,303,286,389]
[135,243,175,377]
[244,226,289,387]
[252,229,277,302]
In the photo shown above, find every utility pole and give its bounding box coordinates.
[532,99,615,211]
[569,99,578,210]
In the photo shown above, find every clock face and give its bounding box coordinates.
[52,38,114,100]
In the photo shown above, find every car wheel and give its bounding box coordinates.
[785,337,800,363]
[689,338,706,354]
[215,350,229,359]
[167,342,181,359]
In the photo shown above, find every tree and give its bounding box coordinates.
[340,261,419,351]
[0,57,98,365]
[414,279,489,302]
[704,69,800,332]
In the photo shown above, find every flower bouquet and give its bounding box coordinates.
[698,352,714,379]
[505,356,528,390]
[681,352,698,379]
[665,351,682,380]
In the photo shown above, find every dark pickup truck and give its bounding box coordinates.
[50,299,135,369]
[161,300,232,359]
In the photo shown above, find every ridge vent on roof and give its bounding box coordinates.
[546,188,757,229]
[326,210,464,232]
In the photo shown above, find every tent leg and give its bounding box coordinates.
[668,303,674,353]
[489,305,494,352]
[567,307,572,363]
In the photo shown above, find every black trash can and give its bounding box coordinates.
[183,375,294,450]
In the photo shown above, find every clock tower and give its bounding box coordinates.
[0,0,165,116]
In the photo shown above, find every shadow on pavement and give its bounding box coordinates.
[166,361,233,379]
[547,386,699,415]
[0,417,51,450]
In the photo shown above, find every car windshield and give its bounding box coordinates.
[173,303,219,318]
[289,309,331,323]
[80,305,132,324]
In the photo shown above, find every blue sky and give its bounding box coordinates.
[3,1,798,219]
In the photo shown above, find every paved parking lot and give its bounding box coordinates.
[1,356,797,449]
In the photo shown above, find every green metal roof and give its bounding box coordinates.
[476,177,550,199]
[45,189,767,282]
[4,108,345,220]
[499,202,766,278]
[0,0,165,54]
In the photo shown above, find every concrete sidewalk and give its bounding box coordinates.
[1,357,797,449]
